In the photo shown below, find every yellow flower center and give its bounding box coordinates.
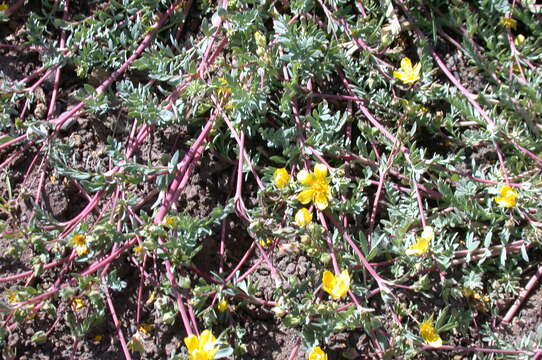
[72,234,86,247]
[92,335,103,342]
[322,269,350,300]
[495,185,518,208]
[312,178,328,194]
[71,298,86,311]
[71,234,89,256]
[138,323,153,335]
[296,164,332,210]
[164,217,175,227]
[406,226,434,256]
[393,57,421,84]
[500,17,517,29]
[6,290,17,303]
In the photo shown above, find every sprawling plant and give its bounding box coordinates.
[1,0,541,358]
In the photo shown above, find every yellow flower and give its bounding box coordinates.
[0,3,8,12]
[184,330,219,360]
[308,346,328,360]
[133,245,144,255]
[393,57,421,84]
[127,333,145,354]
[254,31,266,48]
[322,269,350,300]
[461,287,475,298]
[296,164,332,210]
[419,317,442,347]
[71,234,88,256]
[216,77,232,96]
[495,185,518,208]
[258,238,272,248]
[500,17,517,30]
[92,334,103,343]
[71,298,86,311]
[462,288,490,312]
[217,299,228,312]
[146,290,157,305]
[295,208,313,227]
[515,34,525,46]
[254,31,271,63]
[138,323,153,335]
[273,168,290,188]
[164,216,175,227]
[406,226,434,256]
[215,78,234,110]
[5,290,18,304]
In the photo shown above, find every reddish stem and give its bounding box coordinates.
[500,265,542,327]
[325,211,391,291]
[102,276,132,360]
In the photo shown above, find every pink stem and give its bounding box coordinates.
[317,211,340,273]
[396,1,514,180]
[500,265,542,327]
[218,102,265,190]
[325,212,390,290]
[339,73,408,154]
[413,179,427,227]
[219,219,227,273]
[0,134,29,151]
[46,0,69,119]
[0,253,76,283]
[225,242,256,282]
[155,115,215,220]
[425,344,532,355]
[102,277,132,360]
[287,340,301,360]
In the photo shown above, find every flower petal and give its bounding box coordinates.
[295,208,312,227]
[273,168,289,188]
[191,350,208,360]
[334,270,350,298]
[495,195,515,208]
[338,269,350,283]
[313,163,328,180]
[322,270,335,293]
[217,299,228,312]
[405,237,429,256]
[412,62,421,76]
[428,336,443,348]
[184,334,199,352]
[76,245,88,256]
[297,169,314,186]
[200,330,216,347]
[313,191,329,210]
[500,185,513,196]
[309,346,328,360]
[400,57,413,72]
[421,226,434,242]
[297,189,314,204]
[393,70,404,81]
[405,246,423,256]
